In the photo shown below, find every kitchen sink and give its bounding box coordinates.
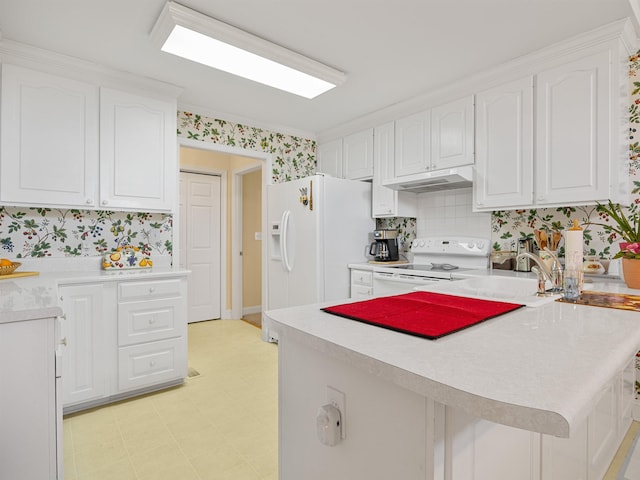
[414,276,563,307]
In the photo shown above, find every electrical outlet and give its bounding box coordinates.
[327,386,346,439]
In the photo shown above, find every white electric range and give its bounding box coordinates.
[371,236,490,296]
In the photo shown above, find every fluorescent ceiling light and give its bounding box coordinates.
[150,2,346,99]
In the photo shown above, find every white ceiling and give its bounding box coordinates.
[0,0,637,138]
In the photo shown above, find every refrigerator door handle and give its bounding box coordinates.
[281,210,293,272]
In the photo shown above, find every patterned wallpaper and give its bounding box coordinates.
[177,111,317,183]
[491,51,640,258]
[0,207,172,258]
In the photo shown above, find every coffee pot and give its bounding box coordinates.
[369,230,399,262]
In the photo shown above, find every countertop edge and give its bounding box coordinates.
[270,315,571,437]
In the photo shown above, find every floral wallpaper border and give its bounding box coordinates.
[177,112,317,184]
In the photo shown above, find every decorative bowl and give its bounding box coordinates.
[0,262,21,276]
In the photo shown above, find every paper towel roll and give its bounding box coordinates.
[564,220,583,271]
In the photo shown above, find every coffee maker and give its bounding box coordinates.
[369,230,399,262]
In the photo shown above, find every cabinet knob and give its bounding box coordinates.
[60,337,67,346]
[149,287,155,293]
[101,200,108,206]
[86,198,93,205]
[149,360,156,368]
[149,317,156,324]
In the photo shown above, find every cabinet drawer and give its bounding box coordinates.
[351,270,373,286]
[118,298,183,346]
[118,279,181,301]
[118,338,186,392]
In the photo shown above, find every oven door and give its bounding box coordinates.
[372,271,447,296]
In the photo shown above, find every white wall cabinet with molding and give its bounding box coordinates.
[0,62,179,213]
[474,76,534,210]
[343,128,374,180]
[372,122,417,218]
[474,38,629,211]
[317,138,343,178]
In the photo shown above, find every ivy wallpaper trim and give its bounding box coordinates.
[0,207,172,258]
[177,111,317,184]
[491,50,640,258]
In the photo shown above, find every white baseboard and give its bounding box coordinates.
[242,305,262,316]
[221,309,233,320]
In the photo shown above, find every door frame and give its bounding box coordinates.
[176,137,272,320]
[231,164,263,320]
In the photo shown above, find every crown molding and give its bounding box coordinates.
[0,38,183,99]
[317,18,639,143]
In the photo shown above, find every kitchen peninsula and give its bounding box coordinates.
[266,281,640,480]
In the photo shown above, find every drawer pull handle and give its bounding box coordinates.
[149,318,156,324]
[149,287,155,293]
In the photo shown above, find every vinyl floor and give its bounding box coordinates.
[62,319,278,480]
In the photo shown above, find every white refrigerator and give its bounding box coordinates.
[265,174,373,335]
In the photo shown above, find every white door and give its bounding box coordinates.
[179,172,222,323]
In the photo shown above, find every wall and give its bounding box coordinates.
[177,112,317,183]
[242,170,262,311]
[180,146,262,312]
[0,207,172,259]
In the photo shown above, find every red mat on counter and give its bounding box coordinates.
[322,291,524,339]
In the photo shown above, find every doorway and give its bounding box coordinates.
[179,171,222,323]
[178,139,270,322]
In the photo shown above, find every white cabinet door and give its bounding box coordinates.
[317,138,343,177]
[100,88,177,212]
[0,64,99,207]
[394,110,430,177]
[535,50,610,206]
[474,77,534,210]
[588,380,618,479]
[431,96,474,170]
[372,122,417,218]
[0,317,58,480]
[59,284,107,407]
[343,128,374,180]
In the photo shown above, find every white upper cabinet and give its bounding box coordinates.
[0,61,179,213]
[394,110,431,177]
[317,138,343,178]
[0,64,99,207]
[395,96,474,178]
[343,128,374,180]
[372,122,417,218]
[431,95,474,170]
[535,50,611,206]
[474,76,534,210]
[99,88,177,211]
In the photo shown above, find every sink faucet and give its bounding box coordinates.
[515,252,553,296]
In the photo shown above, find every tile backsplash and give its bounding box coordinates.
[416,188,491,239]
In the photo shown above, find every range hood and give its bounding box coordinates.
[381,165,473,193]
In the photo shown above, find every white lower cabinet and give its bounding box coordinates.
[0,315,59,479]
[116,278,187,392]
[59,275,187,412]
[350,268,373,299]
[279,329,634,480]
[59,283,111,407]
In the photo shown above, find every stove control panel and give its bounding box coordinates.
[411,236,490,256]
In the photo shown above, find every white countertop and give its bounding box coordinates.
[0,266,189,325]
[265,278,640,438]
